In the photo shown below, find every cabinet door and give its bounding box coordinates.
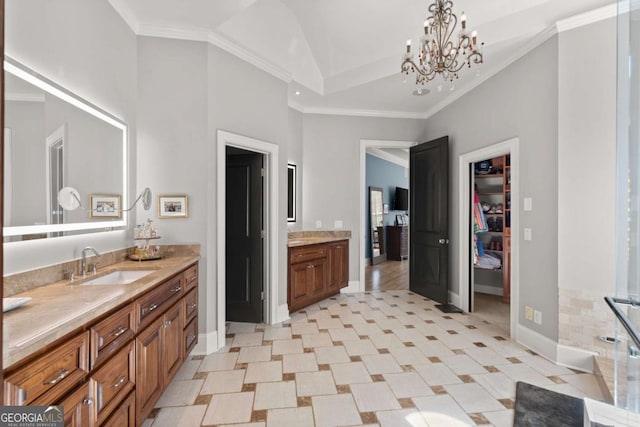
[328,241,349,292]
[289,262,311,311]
[135,316,163,425]
[102,391,135,427]
[60,383,93,427]
[162,303,184,386]
[309,258,328,298]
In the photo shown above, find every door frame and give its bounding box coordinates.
[359,139,417,293]
[216,130,279,349]
[458,137,519,338]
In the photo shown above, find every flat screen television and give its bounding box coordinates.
[394,187,408,211]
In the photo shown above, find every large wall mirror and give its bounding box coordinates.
[3,58,128,242]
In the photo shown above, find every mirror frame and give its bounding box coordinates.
[369,186,386,265]
[3,58,128,238]
[287,163,297,222]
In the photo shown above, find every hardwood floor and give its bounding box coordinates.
[365,259,408,291]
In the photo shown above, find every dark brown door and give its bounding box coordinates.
[226,147,264,323]
[410,137,449,304]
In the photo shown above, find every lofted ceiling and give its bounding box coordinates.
[108,0,615,118]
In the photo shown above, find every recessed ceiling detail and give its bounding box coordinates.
[108,0,615,118]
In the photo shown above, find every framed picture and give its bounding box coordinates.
[158,195,188,218]
[287,163,297,222]
[89,195,121,218]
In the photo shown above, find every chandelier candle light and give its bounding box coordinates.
[402,0,484,85]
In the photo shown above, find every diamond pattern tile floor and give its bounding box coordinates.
[145,290,604,426]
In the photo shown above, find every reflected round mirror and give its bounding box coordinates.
[57,186,81,211]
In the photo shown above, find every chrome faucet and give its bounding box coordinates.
[81,246,100,277]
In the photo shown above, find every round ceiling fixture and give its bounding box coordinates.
[412,88,430,96]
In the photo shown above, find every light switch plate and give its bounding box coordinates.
[524,228,532,241]
[524,197,533,211]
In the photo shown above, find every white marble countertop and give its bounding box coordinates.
[3,255,199,370]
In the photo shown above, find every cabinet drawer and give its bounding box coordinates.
[90,341,135,425]
[184,317,198,357]
[90,303,135,369]
[102,390,135,427]
[136,274,183,330]
[5,332,89,405]
[183,288,198,326]
[183,263,198,293]
[289,245,327,264]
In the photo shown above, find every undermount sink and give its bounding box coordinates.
[80,270,155,286]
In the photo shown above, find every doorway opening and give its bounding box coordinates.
[360,140,415,292]
[216,130,281,351]
[458,138,519,338]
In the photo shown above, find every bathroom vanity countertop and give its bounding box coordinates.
[287,236,350,247]
[3,255,199,370]
[287,230,351,247]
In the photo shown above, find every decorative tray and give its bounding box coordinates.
[128,254,163,261]
[3,297,33,313]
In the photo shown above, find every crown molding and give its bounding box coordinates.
[291,104,425,120]
[422,25,558,120]
[207,32,292,83]
[6,93,45,102]
[366,147,409,168]
[556,3,617,33]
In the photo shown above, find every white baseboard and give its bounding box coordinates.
[342,280,362,293]
[557,344,596,373]
[448,291,461,309]
[474,284,504,297]
[276,304,290,324]
[190,329,218,356]
[516,324,558,363]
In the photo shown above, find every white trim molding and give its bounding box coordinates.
[556,4,618,33]
[190,330,219,356]
[359,139,417,293]
[516,324,559,363]
[215,130,280,349]
[458,138,520,338]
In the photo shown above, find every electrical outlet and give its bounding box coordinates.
[315,220,322,229]
[525,306,533,321]
[534,310,542,325]
[334,220,343,229]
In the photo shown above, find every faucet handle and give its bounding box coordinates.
[88,263,99,275]
[63,270,75,281]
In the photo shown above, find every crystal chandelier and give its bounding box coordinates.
[401,0,483,85]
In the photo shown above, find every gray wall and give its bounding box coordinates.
[136,37,291,339]
[287,108,304,231]
[558,18,616,296]
[422,38,560,339]
[302,114,425,282]
[4,0,137,274]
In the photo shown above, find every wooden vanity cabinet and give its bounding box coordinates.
[288,240,349,313]
[3,261,199,427]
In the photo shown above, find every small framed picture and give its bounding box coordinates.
[89,195,121,218]
[383,203,389,214]
[158,195,189,219]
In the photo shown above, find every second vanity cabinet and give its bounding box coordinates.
[288,240,349,312]
[3,261,199,427]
